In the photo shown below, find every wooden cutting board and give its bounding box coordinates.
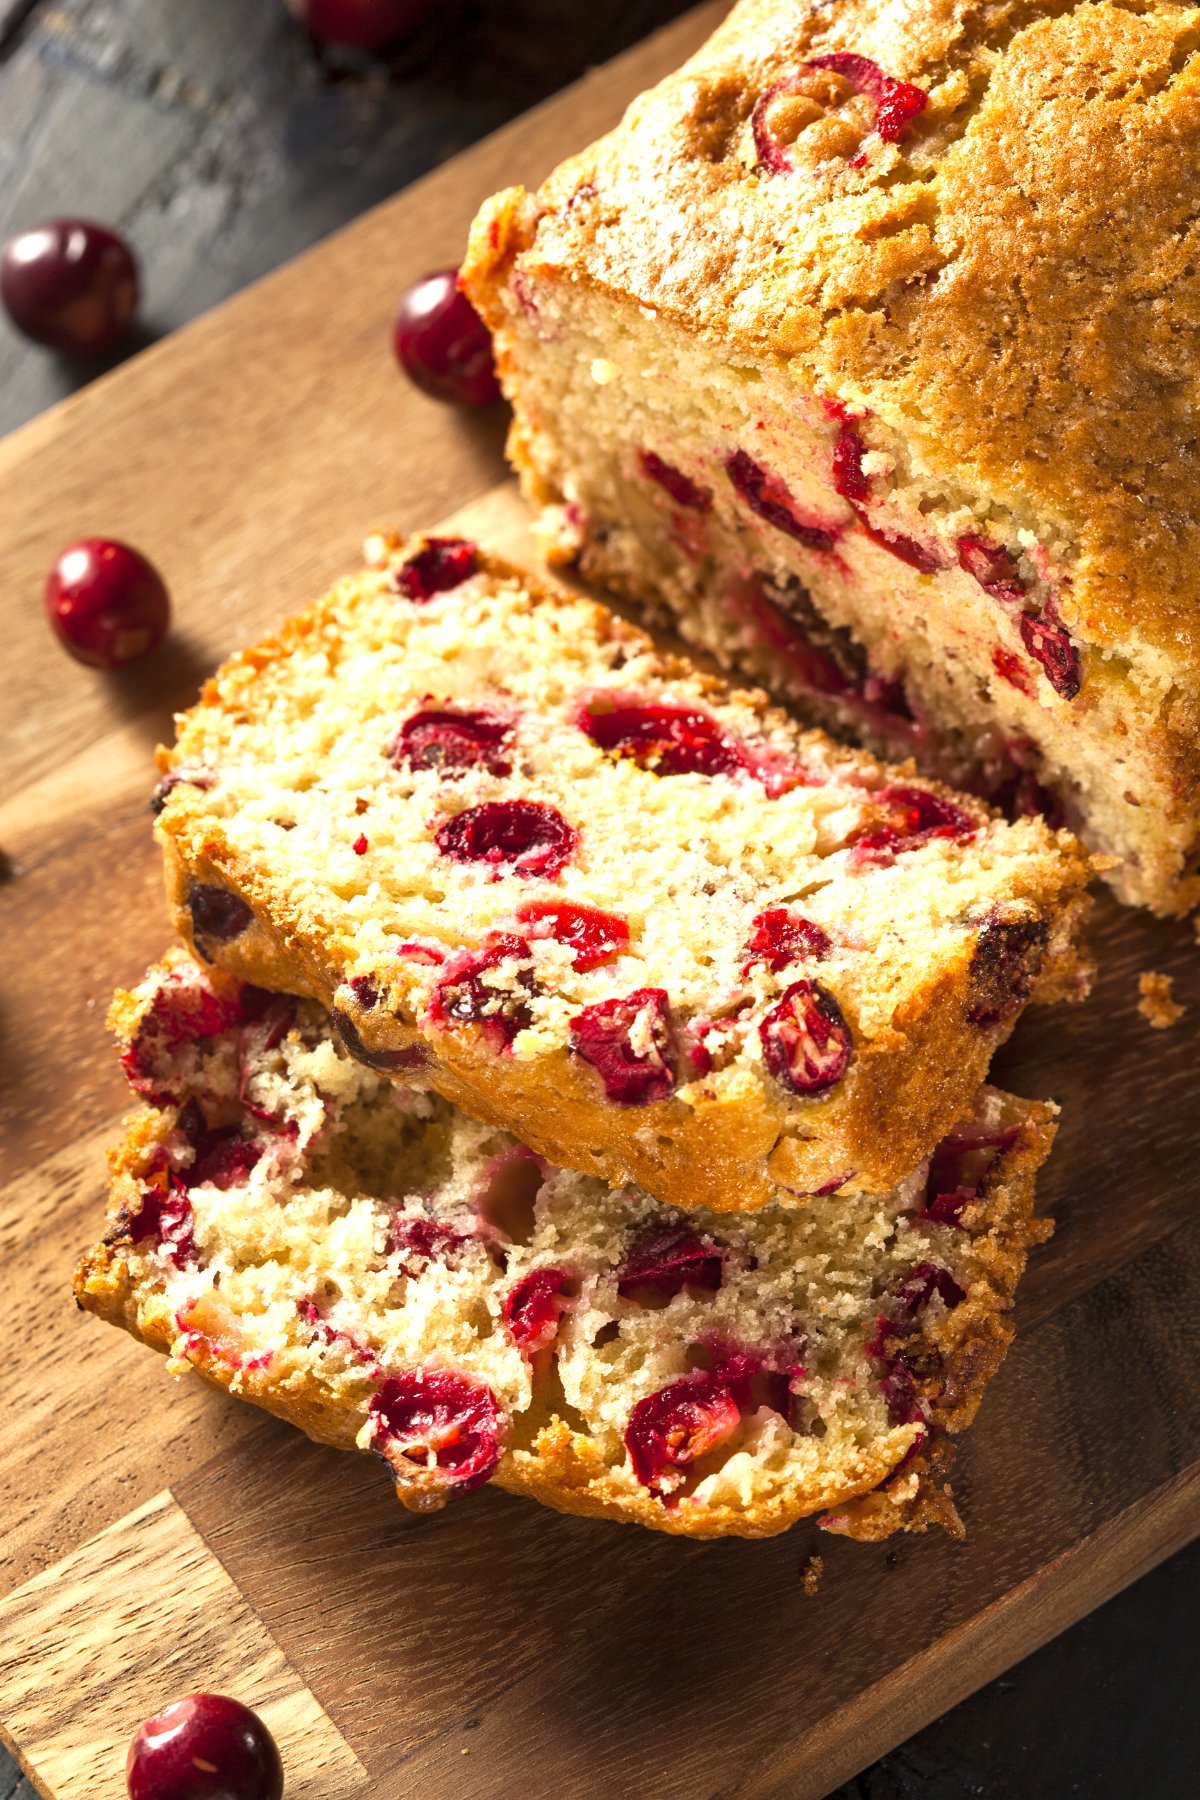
[1,6,1198,1796]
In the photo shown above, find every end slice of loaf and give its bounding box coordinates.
[461,0,1200,914]
[75,951,1055,1541]
[152,534,1089,1213]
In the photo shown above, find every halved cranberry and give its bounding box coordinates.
[639,449,712,513]
[189,1130,263,1191]
[617,1227,724,1300]
[966,914,1048,1027]
[831,420,870,504]
[570,987,676,1105]
[893,1261,967,1321]
[745,906,831,972]
[435,801,576,878]
[759,979,851,1096]
[121,976,262,1105]
[852,783,978,865]
[806,52,928,143]
[2,218,138,354]
[724,449,839,551]
[922,1125,1021,1226]
[625,1368,741,1501]
[504,1267,570,1355]
[580,699,747,779]
[187,882,253,947]
[45,538,169,669]
[1019,602,1081,699]
[429,935,535,1048]
[515,899,629,971]
[393,270,500,407]
[388,1212,472,1271]
[394,536,479,602]
[992,646,1035,697]
[126,1692,283,1800]
[957,535,1026,605]
[366,1369,504,1499]
[151,766,214,816]
[129,1178,199,1269]
[391,707,512,777]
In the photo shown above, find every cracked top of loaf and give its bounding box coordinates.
[152,533,1090,1213]
[467,0,1200,673]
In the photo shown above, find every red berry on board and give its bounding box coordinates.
[45,538,169,669]
[126,1693,283,1800]
[290,0,437,50]
[1,218,138,355]
[393,269,501,407]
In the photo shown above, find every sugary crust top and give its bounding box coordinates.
[467,0,1200,673]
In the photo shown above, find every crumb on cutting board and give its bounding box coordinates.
[1138,971,1184,1030]
[801,1553,824,1597]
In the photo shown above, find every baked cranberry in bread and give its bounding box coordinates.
[150,534,1090,1212]
[462,0,1200,915]
[75,952,1056,1541]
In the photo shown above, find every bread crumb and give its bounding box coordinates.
[1138,971,1184,1030]
[800,1553,823,1596]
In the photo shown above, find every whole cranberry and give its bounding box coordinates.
[393,269,501,407]
[45,538,169,669]
[1,218,138,355]
[290,0,437,49]
[126,1693,283,1800]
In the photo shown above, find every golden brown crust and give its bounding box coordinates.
[464,0,1200,677]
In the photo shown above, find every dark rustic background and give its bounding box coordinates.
[1,2,1197,1795]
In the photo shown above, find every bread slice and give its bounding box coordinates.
[75,951,1055,1541]
[151,534,1089,1213]
[460,0,1200,915]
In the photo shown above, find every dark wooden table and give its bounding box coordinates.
[1,3,1197,1796]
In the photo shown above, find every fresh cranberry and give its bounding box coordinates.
[852,783,978,865]
[1019,602,1081,699]
[392,707,512,777]
[504,1267,570,1355]
[759,979,851,1096]
[724,449,839,551]
[128,1178,199,1269]
[639,449,712,512]
[745,906,831,972]
[617,1227,724,1300]
[187,883,253,947]
[2,218,138,354]
[580,700,747,779]
[388,1212,472,1271]
[992,646,1034,697]
[126,1692,283,1800]
[514,899,629,970]
[957,535,1026,605]
[393,535,479,601]
[435,801,577,878]
[45,538,169,669]
[831,420,870,503]
[966,913,1048,1026]
[625,1368,741,1501]
[393,269,500,407]
[366,1369,504,1498]
[428,935,535,1048]
[806,52,928,143]
[570,987,676,1105]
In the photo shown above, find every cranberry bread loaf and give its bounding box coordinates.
[152,534,1089,1212]
[462,0,1200,915]
[75,951,1055,1541]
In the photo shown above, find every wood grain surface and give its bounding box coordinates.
[0,4,1198,1797]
